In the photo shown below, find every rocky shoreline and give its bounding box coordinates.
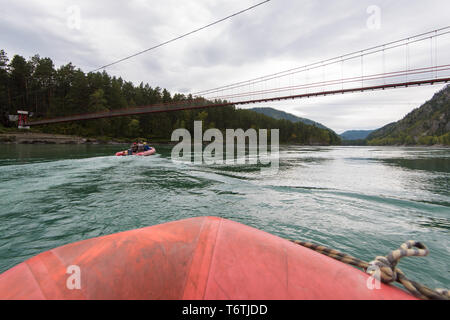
[1,132,448,147]
[0,132,122,145]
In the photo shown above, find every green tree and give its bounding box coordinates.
[87,89,109,136]
[128,119,140,138]
[32,57,55,115]
[9,54,32,110]
[0,50,9,122]
[88,89,107,112]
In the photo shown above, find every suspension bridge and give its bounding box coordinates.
[25,27,450,127]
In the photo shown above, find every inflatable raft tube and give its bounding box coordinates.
[116,147,156,157]
[0,217,416,300]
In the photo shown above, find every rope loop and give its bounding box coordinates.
[366,241,429,284]
[367,256,398,283]
[387,240,429,267]
[290,239,448,300]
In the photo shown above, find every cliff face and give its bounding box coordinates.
[368,85,450,145]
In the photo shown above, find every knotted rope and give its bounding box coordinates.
[290,239,449,300]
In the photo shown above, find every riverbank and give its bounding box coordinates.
[0,131,180,145]
[0,128,450,148]
[2,132,449,147]
[0,132,113,145]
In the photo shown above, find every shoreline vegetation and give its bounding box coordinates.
[0,130,335,146]
[0,123,341,146]
[1,131,448,148]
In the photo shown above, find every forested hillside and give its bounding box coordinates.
[0,50,340,145]
[367,85,450,146]
[250,107,331,131]
[340,130,374,141]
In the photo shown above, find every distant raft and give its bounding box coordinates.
[0,217,417,300]
[115,147,156,157]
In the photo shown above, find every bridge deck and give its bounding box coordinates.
[27,77,450,126]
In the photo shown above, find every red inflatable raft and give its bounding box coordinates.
[115,147,156,157]
[0,217,416,300]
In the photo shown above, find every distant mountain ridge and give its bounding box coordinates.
[367,85,450,145]
[250,107,333,132]
[340,130,374,141]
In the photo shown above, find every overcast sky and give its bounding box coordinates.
[1,0,449,133]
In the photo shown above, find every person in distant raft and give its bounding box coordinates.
[130,142,138,154]
[137,142,145,153]
[123,141,151,155]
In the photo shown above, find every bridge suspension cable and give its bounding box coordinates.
[193,26,450,101]
[9,1,272,104]
[91,0,271,72]
[209,65,450,101]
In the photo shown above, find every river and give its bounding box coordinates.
[0,144,448,290]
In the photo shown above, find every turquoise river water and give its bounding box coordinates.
[0,144,449,290]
